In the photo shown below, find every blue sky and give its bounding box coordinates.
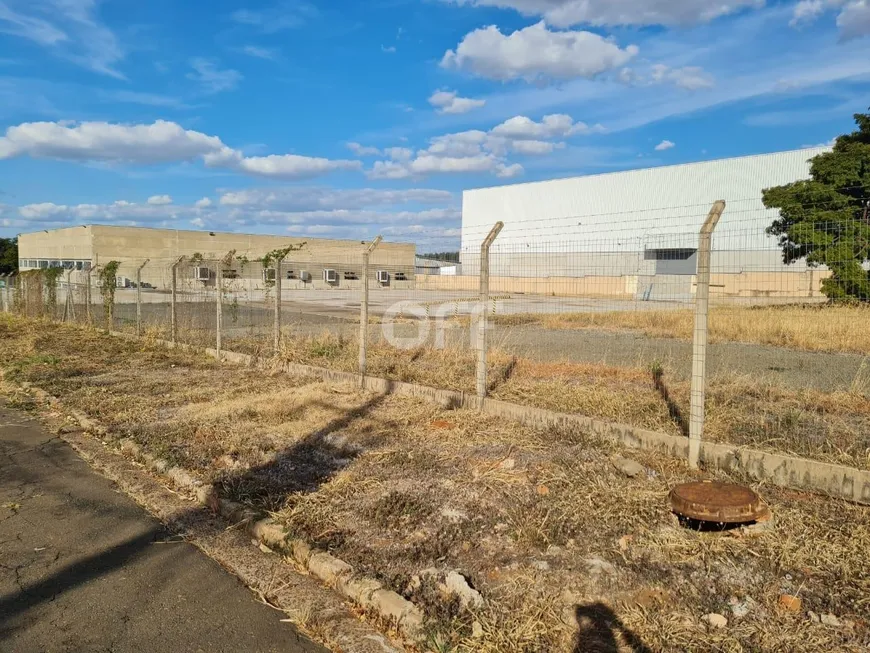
[0,0,868,250]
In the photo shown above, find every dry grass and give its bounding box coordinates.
[1,314,869,652]
[234,328,870,470]
[493,304,870,355]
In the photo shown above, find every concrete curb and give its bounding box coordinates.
[20,384,426,642]
[112,330,870,506]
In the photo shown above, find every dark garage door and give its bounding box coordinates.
[645,248,698,275]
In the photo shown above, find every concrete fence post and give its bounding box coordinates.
[216,261,223,356]
[11,273,18,314]
[85,266,93,326]
[273,255,285,355]
[476,221,504,400]
[170,256,183,344]
[688,200,726,469]
[359,235,383,385]
[136,259,149,337]
[1,274,7,313]
[216,251,234,357]
[62,269,75,322]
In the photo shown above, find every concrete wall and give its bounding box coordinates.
[19,225,416,291]
[416,270,830,301]
[18,226,94,262]
[90,226,413,267]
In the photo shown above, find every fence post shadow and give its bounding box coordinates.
[573,602,652,653]
[651,365,690,437]
[212,393,389,513]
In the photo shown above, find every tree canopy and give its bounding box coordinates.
[419,251,460,263]
[0,238,17,275]
[763,109,870,300]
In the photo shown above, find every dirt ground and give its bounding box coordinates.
[1,316,868,652]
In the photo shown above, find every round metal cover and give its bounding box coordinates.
[669,480,768,524]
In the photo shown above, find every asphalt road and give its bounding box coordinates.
[0,402,329,653]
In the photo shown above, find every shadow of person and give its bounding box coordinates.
[573,602,652,653]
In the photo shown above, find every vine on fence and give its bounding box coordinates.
[43,267,64,317]
[259,243,307,289]
[98,261,121,326]
[15,268,65,318]
[18,271,42,317]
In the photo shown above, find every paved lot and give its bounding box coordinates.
[0,402,329,653]
[107,291,865,393]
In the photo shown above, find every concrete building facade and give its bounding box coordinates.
[18,225,416,291]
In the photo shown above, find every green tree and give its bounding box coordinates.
[419,251,460,263]
[763,110,870,300]
[0,237,17,275]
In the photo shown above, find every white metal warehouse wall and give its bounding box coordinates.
[460,147,830,276]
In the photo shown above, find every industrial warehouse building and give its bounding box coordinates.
[418,147,833,301]
[17,225,417,291]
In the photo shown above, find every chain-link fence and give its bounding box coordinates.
[3,195,869,472]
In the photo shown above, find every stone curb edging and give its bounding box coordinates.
[16,384,426,643]
[113,331,870,506]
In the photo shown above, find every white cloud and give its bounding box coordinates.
[19,202,68,219]
[495,162,524,178]
[0,120,224,163]
[655,139,675,151]
[194,197,212,208]
[800,137,837,147]
[217,187,453,211]
[788,0,870,39]
[385,147,413,161]
[368,112,599,179]
[0,0,124,77]
[241,45,279,60]
[346,142,381,156]
[838,1,870,40]
[490,114,605,139]
[230,2,318,32]
[381,45,396,53]
[444,0,764,27]
[17,200,194,224]
[205,149,361,180]
[442,21,638,82]
[790,0,826,25]
[187,58,242,94]
[147,195,172,206]
[10,191,462,246]
[250,207,460,226]
[510,140,561,155]
[650,64,715,90]
[428,89,486,114]
[0,120,364,182]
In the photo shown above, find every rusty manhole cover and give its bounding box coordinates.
[669,480,769,524]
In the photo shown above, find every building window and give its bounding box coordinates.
[49,260,61,268]
[39,260,49,269]
[62,260,75,270]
